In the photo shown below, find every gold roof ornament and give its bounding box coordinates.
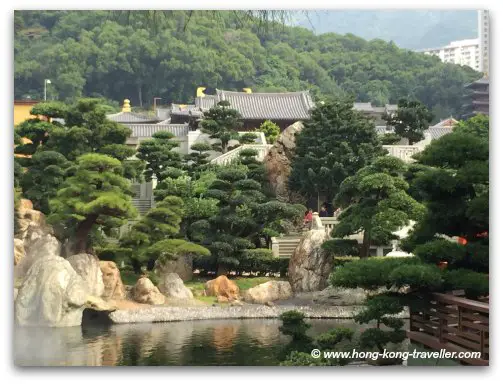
[197,87,207,97]
[243,88,252,94]
[122,99,131,112]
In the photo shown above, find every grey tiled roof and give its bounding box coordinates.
[375,126,453,140]
[157,118,171,124]
[353,102,374,112]
[126,123,189,138]
[107,111,159,124]
[156,108,171,120]
[216,89,314,120]
[385,104,398,112]
[195,95,218,110]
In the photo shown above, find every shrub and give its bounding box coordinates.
[279,310,311,341]
[258,120,281,144]
[331,256,421,290]
[443,269,489,299]
[333,256,360,268]
[95,247,133,264]
[388,264,443,291]
[413,239,465,265]
[322,239,359,257]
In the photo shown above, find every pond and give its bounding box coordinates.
[14,319,364,366]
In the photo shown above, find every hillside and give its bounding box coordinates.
[296,10,478,49]
[14,11,481,120]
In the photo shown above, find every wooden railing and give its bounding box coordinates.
[210,144,273,165]
[408,292,489,365]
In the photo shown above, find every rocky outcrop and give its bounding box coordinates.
[14,238,25,266]
[15,255,89,327]
[100,261,126,301]
[154,255,193,282]
[243,281,293,304]
[132,277,165,305]
[204,276,239,301]
[14,200,61,284]
[288,213,332,292]
[67,253,105,297]
[264,121,304,202]
[158,273,193,300]
[311,286,368,306]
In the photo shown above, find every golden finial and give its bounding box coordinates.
[122,99,131,112]
[197,87,206,97]
[243,88,252,94]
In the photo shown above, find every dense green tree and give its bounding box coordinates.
[48,153,137,253]
[183,142,212,177]
[258,120,280,144]
[332,156,426,258]
[289,99,384,206]
[136,131,182,182]
[20,151,70,214]
[200,100,243,153]
[384,99,434,145]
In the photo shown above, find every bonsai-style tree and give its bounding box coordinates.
[20,150,70,214]
[289,99,384,205]
[136,130,182,183]
[383,99,434,145]
[200,100,242,153]
[49,153,137,253]
[258,120,281,144]
[184,142,212,177]
[333,156,426,258]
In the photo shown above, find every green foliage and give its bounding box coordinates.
[95,246,133,263]
[280,351,329,367]
[20,150,70,214]
[443,269,489,299]
[48,153,137,253]
[333,256,360,268]
[279,310,311,341]
[333,156,426,257]
[258,120,281,144]
[322,239,359,257]
[413,239,466,265]
[384,99,434,145]
[200,101,242,153]
[380,132,401,145]
[453,114,489,139]
[144,239,210,265]
[289,99,384,202]
[331,256,421,290]
[136,131,181,182]
[15,11,479,119]
[355,295,406,354]
[388,264,443,291]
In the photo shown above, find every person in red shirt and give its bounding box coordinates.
[304,209,313,228]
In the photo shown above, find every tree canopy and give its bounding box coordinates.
[15,11,480,120]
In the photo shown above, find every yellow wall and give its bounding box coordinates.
[14,103,38,126]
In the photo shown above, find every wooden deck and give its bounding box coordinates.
[408,292,489,366]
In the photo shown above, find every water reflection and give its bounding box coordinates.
[14,319,358,366]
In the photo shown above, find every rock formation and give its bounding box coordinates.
[288,213,332,292]
[100,261,126,301]
[14,238,25,266]
[158,273,193,300]
[243,281,293,304]
[154,254,193,282]
[15,255,89,327]
[67,253,105,297]
[132,277,166,305]
[264,121,304,202]
[204,275,239,301]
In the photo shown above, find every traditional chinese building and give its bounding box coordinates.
[462,77,489,119]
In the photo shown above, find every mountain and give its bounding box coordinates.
[295,10,478,49]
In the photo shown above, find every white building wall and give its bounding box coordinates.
[478,10,490,75]
[422,38,481,71]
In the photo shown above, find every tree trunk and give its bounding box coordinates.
[217,264,228,276]
[74,214,98,254]
[408,138,414,145]
[138,84,143,107]
[361,229,371,258]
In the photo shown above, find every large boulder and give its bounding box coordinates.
[288,213,332,292]
[158,273,193,300]
[204,275,239,301]
[132,277,165,305]
[154,254,193,282]
[15,255,89,327]
[67,253,105,297]
[99,261,126,301]
[264,121,304,203]
[243,281,293,304]
[311,286,368,306]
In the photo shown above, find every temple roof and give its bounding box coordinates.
[107,99,160,124]
[432,117,459,128]
[195,95,218,110]
[126,123,190,138]
[215,89,314,120]
[375,126,453,140]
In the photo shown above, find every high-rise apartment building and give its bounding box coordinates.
[420,39,481,71]
[478,10,489,76]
